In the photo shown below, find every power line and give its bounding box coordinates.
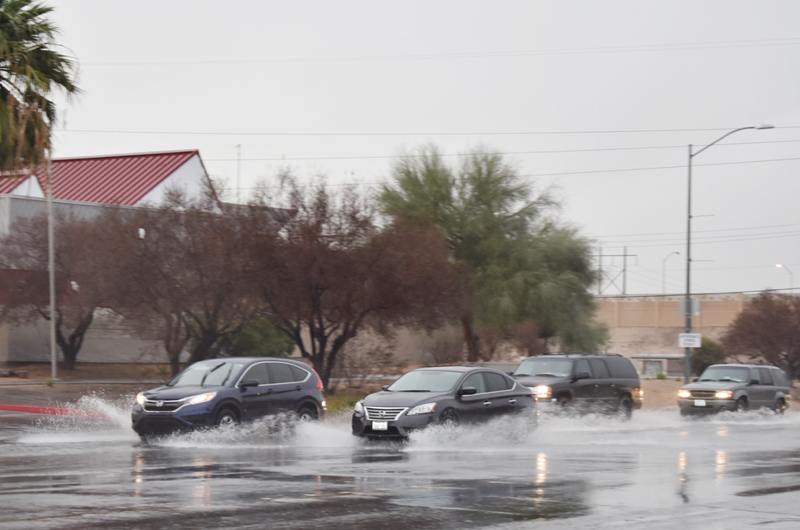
[55,126,800,137]
[80,37,800,67]
[595,222,800,240]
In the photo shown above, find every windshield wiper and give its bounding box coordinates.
[699,378,715,382]
[200,363,226,387]
[402,389,432,392]
[534,373,558,377]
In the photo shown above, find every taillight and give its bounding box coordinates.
[309,366,324,390]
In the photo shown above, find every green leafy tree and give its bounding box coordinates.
[691,337,727,376]
[381,145,606,360]
[0,0,79,170]
[195,317,295,358]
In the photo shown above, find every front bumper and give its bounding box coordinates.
[678,398,736,414]
[131,403,215,436]
[351,412,436,439]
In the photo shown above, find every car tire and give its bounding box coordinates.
[440,409,459,428]
[297,405,319,422]
[734,398,748,413]
[617,396,633,420]
[556,397,571,413]
[214,407,240,428]
[773,399,787,415]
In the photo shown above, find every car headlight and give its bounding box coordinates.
[354,401,363,414]
[187,392,217,405]
[407,403,437,415]
[715,390,733,399]
[136,393,146,406]
[678,389,691,399]
[534,385,552,400]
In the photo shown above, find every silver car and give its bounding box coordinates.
[678,363,790,415]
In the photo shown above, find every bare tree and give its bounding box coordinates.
[249,174,463,389]
[0,212,113,369]
[721,292,800,379]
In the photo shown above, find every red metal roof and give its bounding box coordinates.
[33,150,200,205]
[0,172,31,194]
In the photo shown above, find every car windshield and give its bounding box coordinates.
[167,361,245,388]
[698,366,749,383]
[387,370,463,392]
[513,359,574,378]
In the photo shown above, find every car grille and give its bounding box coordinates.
[365,406,407,421]
[688,390,716,399]
[143,399,184,412]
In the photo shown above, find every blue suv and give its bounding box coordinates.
[131,357,325,436]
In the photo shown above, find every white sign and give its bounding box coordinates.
[679,333,702,348]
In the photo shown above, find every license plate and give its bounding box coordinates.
[372,421,388,431]
[694,400,706,407]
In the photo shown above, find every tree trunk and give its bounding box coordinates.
[461,315,480,363]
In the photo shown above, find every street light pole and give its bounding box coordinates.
[662,251,679,294]
[684,125,774,383]
[776,263,794,292]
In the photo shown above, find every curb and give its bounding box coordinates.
[0,403,108,418]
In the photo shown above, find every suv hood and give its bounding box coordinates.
[142,385,223,400]
[681,381,743,391]
[514,376,570,387]
[363,391,447,408]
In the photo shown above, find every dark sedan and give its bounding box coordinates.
[132,357,325,437]
[351,366,537,439]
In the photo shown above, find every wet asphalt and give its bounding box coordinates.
[2,399,800,530]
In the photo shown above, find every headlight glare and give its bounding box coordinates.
[678,389,691,399]
[187,392,217,405]
[715,390,733,399]
[407,403,436,415]
[534,385,552,399]
[353,401,363,414]
[136,393,146,406]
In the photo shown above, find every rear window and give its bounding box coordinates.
[772,368,788,387]
[485,372,513,392]
[604,357,638,378]
[589,359,610,379]
[758,368,774,386]
[267,362,296,384]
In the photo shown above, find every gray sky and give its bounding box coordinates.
[49,1,800,296]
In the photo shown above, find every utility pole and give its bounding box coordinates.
[236,145,241,204]
[594,247,637,295]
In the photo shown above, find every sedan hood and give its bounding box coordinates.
[363,391,448,408]
[142,385,221,400]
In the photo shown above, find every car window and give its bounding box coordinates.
[589,359,610,379]
[772,369,788,387]
[485,372,511,392]
[575,359,592,377]
[462,372,487,394]
[167,361,245,387]
[605,357,639,378]
[748,369,761,384]
[758,368,774,386]
[513,358,574,378]
[290,364,309,382]
[698,366,749,383]
[268,362,296,384]
[243,363,270,385]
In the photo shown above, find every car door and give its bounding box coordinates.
[588,358,615,409]
[457,372,491,423]
[483,371,518,417]
[757,367,777,408]
[239,362,273,420]
[264,362,305,414]
[571,359,598,410]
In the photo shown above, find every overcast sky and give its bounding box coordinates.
[48,1,800,297]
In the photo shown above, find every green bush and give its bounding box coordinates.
[656,373,667,380]
[325,394,362,414]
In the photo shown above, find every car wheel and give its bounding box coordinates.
[440,409,459,428]
[297,405,319,422]
[556,397,571,413]
[734,398,748,413]
[617,396,633,420]
[214,407,239,428]
[773,399,787,415]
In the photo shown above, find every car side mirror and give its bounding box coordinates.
[382,385,390,391]
[692,377,699,382]
[575,371,591,380]
[506,371,515,376]
[239,379,259,389]
[749,379,760,386]
[459,386,477,396]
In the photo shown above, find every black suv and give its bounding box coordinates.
[678,363,790,416]
[132,357,325,437]
[511,353,643,417]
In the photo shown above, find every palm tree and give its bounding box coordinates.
[0,0,78,171]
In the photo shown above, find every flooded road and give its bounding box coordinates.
[2,396,800,529]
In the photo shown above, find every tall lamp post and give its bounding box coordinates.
[776,263,794,292]
[662,251,680,294]
[684,124,774,383]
